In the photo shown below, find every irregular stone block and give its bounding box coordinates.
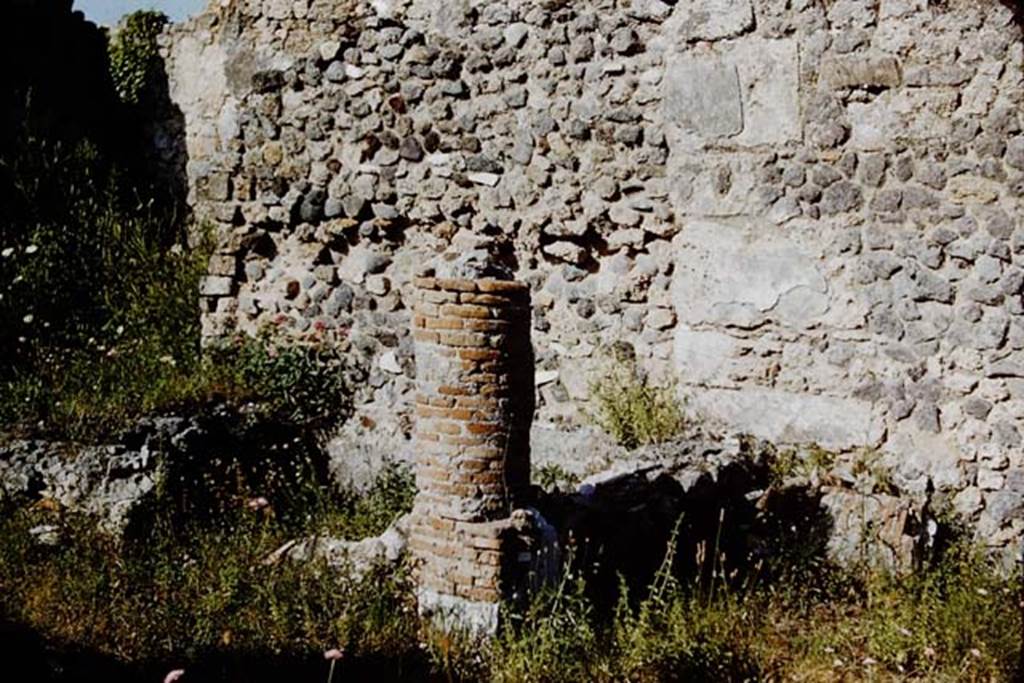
[819,489,926,572]
[199,276,234,297]
[731,38,801,146]
[821,55,902,89]
[673,328,738,385]
[668,0,754,41]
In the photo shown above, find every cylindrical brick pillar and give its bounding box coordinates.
[409,275,533,627]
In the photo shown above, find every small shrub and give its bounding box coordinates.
[588,359,685,449]
[533,463,580,492]
[491,574,603,683]
[206,333,355,434]
[767,443,838,485]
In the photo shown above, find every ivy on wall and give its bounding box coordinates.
[108,11,168,106]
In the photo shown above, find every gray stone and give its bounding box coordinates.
[610,28,639,54]
[199,276,234,297]
[399,137,424,161]
[325,61,347,82]
[629,0,673,21]
[820,181,863,215]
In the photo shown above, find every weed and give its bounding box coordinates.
[533,463,580,492]
[587,358,684,449]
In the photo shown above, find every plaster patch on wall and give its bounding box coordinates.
[663,38,800,147]
[671,221,829,330]
[673,327,739,386]
[688,387,884,451]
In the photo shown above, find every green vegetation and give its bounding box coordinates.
[108,11,169,106]
[588,358,685,449]
[2,483,1018,681]
[533,463,581,493]
[488,541,1020,682]
[0,135,353,440]
[0,468,417,671]
[767,443,838,485]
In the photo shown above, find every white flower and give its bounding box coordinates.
[1,247,12,258]
[24,245,38,254]
[116,325,125,335]
[22,314,33,324]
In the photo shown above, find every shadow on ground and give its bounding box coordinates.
[0,618,438,683]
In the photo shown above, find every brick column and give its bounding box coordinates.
[409,275,534,633]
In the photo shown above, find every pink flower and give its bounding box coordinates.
[246,496,270,511]
[323,648,345,661]
[164,670,186,683]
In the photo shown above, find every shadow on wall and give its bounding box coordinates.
[529,449,835,609]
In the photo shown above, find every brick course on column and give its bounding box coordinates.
[409,275,533,624]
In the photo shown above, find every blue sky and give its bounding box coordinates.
[75,0,207,25]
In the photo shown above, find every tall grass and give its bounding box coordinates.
[0,486,1019,681]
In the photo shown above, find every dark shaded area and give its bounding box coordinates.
[121,407,334,538]
[0,617,438,683]
[529,447,835,611]
[0,0,187,209]
[0,0,189,369]
[0,1,119,154]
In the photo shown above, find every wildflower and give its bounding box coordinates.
[164,670,186,683]
[923,646,936,658]
[1,247,12,257]
[324,648,344,683]
[862,657,877,666]
[22,314,33,324]
[247,496,270,511]
[116,325,125,335]
[969,648,982,659]
[976,587,989,596]
[25,244,38,254]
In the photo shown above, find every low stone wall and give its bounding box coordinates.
[162,0,1024,558]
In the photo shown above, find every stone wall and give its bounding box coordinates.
[164,0,1024,555]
